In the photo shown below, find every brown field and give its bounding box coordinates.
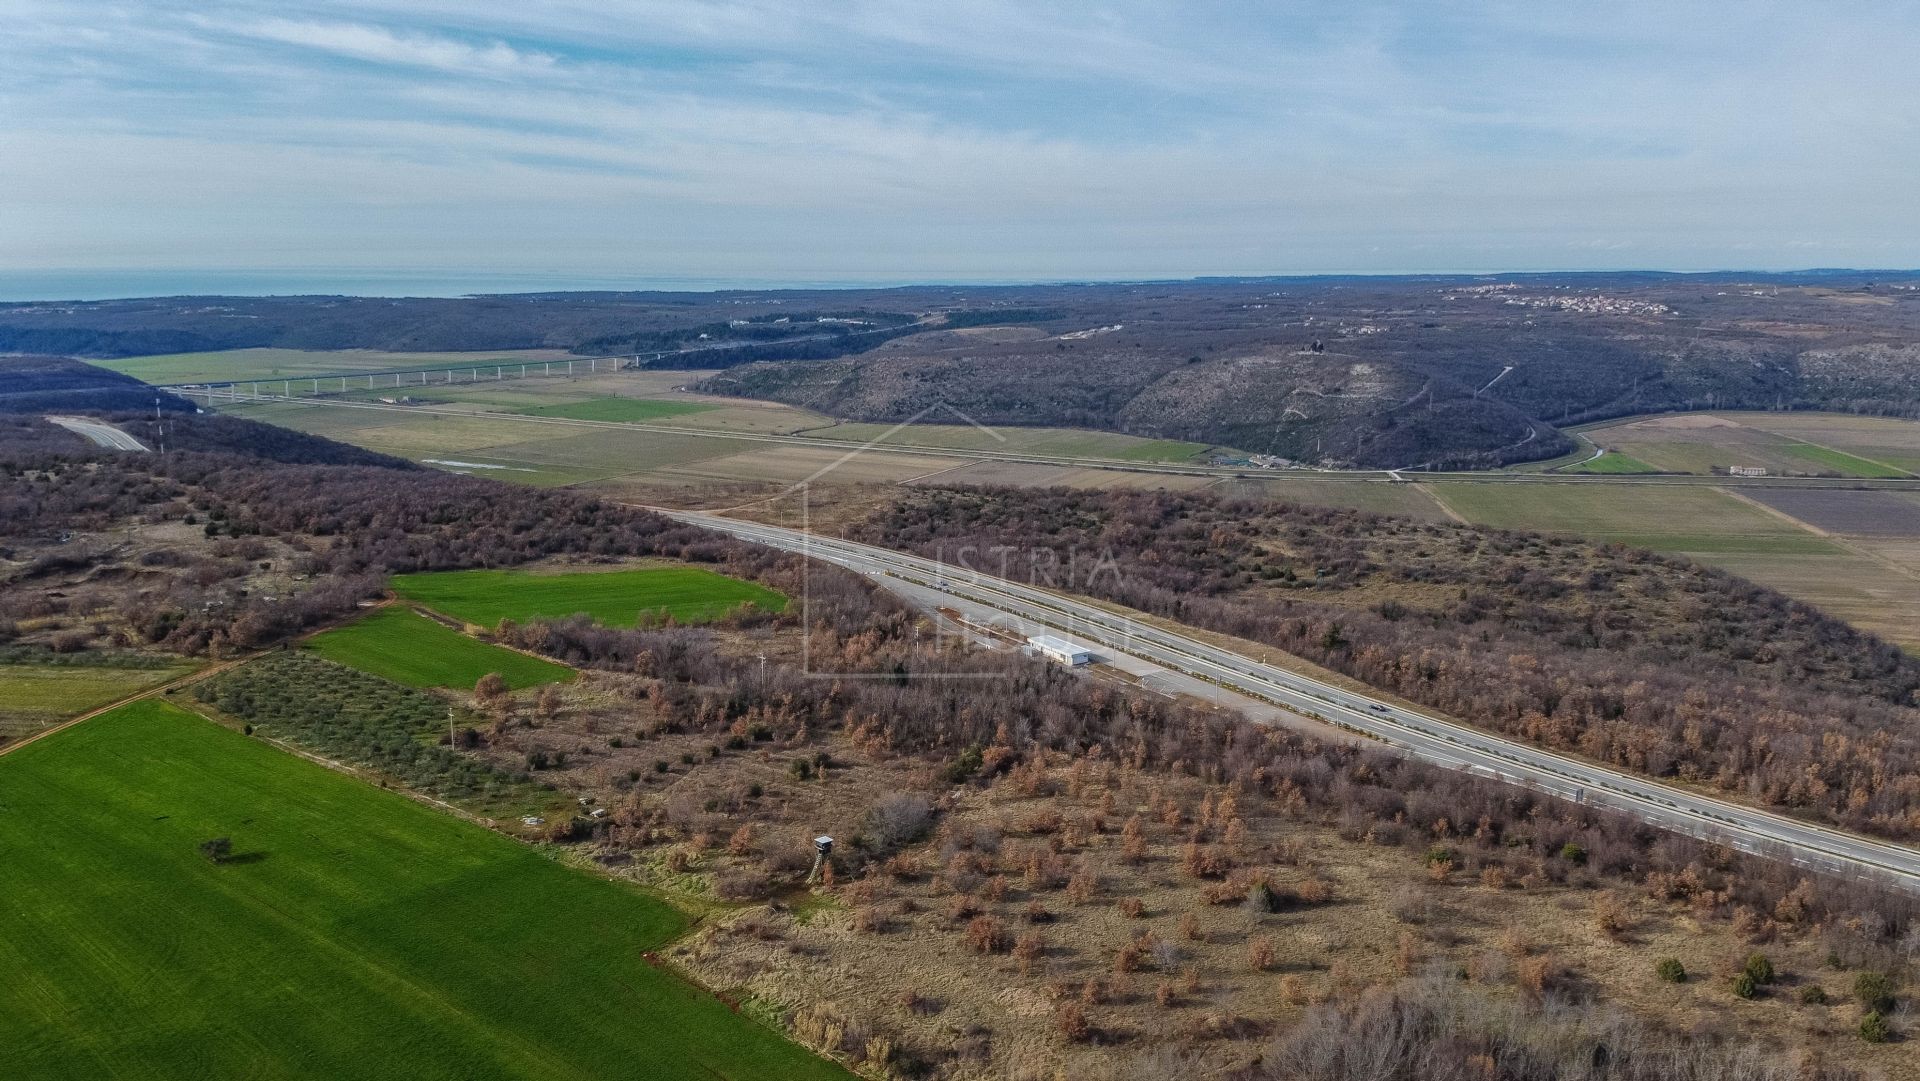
[621,445,966,487]
[912,460,1218,491]
[1744,488,1920,536]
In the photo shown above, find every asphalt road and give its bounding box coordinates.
[45,415,150,451]
[672,509,1920,893]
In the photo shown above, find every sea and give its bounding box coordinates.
[0,268,1047,303]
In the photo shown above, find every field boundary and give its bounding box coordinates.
[0,656,237,759]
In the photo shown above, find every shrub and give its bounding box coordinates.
[1655,958,1686,983]
[1853,971,1897,1013]
[1246,880,1278,914]
[1013,931,1045,973]
[865,792,934,849]
[1732,971,1758,1000]
[726,823,755,856]
[965,915,1010,954]
[1056,1003,1091,1042]
[1593,893,1630,937]
[1559,842,1587,866]
[1249,936,1276,972]
[198,837,232,864]
[1858,1010,1892,1044]
[1799,985,1828,1005]
[1743,952,1775,985]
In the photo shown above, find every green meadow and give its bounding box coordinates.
[0,700,850,1081]
[512,397,717,423]
[392,566,788,628]
[305,606,573,689]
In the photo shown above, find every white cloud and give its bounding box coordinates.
[219,17,558,76]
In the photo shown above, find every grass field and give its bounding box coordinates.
[1581,412,1920,478]
[0,661,195,744]
[1779,443,1912,478]
[806,420,1214,462]
[0,700,850,1081]
[514,397,718,423]
[305,606,574,689]
[1564,450,1659,474]
[1426,482,1815,546]
[95,348,571,385]
[393,566,788,628]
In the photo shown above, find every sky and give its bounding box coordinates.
[2,1,1916,289]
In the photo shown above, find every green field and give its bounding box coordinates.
[1565,451,1659,474]
[1780,443,1913,479]
[0,660,195,744]
[305,606,574,689]
[1426,482,1813,546]
[392,566,788,627]
[0,700,849,1081]
[513,397,717,423]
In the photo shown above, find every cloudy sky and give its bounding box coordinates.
[3,1,1916,286]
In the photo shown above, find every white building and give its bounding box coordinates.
[1728,465,1768,477]
[1027,634,1093,666]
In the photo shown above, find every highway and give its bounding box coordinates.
[670,509,1920,893]
[45,415,150,451]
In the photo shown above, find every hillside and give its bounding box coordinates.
[11,271,1920,467]
[702,272,1920,468]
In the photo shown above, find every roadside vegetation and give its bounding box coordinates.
[854,486,1920,840]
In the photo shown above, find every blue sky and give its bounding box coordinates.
[3,1,1916,283]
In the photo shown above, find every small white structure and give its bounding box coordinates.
[1027,635,1093,667]
[1728,465,1768,477]
[521,816,546,827]
[589,808,608,819]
